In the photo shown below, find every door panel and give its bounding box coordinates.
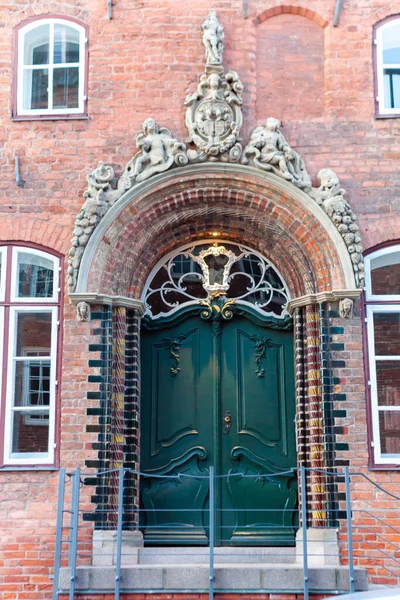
[220,317,297,545]
[140,310,297,546]
[150,328,200,455]
[141,318,213,544]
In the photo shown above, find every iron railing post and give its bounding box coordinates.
[69,467,81,600]
[300,466,309,600]
[345,466,355,593]
[115,466,125,600]
[52,468,66,600]
[209,466,215,600]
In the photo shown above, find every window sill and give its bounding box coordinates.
[12,115,89,122]
[0,465,59,471]
[375,113,400,119]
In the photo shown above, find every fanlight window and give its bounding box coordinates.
[143,242,290,319]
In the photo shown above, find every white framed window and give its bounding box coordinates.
[374,17,400,117]
[15,17,87,118]
[365,245,400,465]
[0,247,7,301]
[0,245,61,467]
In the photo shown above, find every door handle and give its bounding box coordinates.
[223,410,232,434]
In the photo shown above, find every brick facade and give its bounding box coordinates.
[1,0,400,598]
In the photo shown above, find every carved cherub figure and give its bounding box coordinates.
[311,168,345,205]
[243,118,311,189]
[132,118,187,183]
[202,11,224,65]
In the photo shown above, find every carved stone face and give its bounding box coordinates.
[143,118,157,135]
[266,117,280,131]
[317,168,339,190]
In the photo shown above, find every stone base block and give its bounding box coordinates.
[296,528,340,566]
[92,530,143,566]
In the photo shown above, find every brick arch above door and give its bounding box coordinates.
[73,163,357,303]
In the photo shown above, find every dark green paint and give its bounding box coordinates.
[140,309,297,546]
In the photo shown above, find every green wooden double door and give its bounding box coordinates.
[140,309,297,546]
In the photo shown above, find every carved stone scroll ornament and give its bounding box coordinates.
[242,118,312,191]
[309,169,364,288]
[67,121,188,293]
[68,161,126,293]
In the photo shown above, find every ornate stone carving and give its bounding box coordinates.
[68,161,127,293]
[242,118,311,191]
[76,301,91,322]
[310,169,364,288]
[185,12,243,162]
[125,118,188,183]
[185,71,243,162]
[339,297,354,319]
[202,11,224,65]
[68,121,187,293]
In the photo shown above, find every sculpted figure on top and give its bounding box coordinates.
[242,118,312,191]
[125,118,188,183]
[202,11,224,65]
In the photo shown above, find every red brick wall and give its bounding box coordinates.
[256,14,324,121]
[1,0,400,598]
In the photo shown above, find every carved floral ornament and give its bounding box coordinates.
[67,11,364,295]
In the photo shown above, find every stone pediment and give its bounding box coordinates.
[68,12,364,295]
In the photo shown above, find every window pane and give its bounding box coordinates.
[17,252,54,298]
[376,361,400,406]
[52,67,79,109]
[0,251,3,300]
[23,69,48,110]
[382,25,400,64]
[383,70,400,109]
[24,24,49,65]
[13,360,51,408]
[374,313,400,355]
[370,251,400,295]
[53,24,80,64]
[379,411,400,457]
[11,410,49,454]
[15,312,52,356]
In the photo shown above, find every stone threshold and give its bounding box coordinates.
[59,564,368,594]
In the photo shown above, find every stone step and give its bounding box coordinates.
[59,564,369,593]
[137,546,297,564]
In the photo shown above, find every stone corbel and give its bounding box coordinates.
[69,292,146,316]
[286,289,361,315]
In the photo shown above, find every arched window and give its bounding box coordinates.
[374,17,400,117]
[365,244,400,466]
[0,245,61,466]
[14,17,87,118]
